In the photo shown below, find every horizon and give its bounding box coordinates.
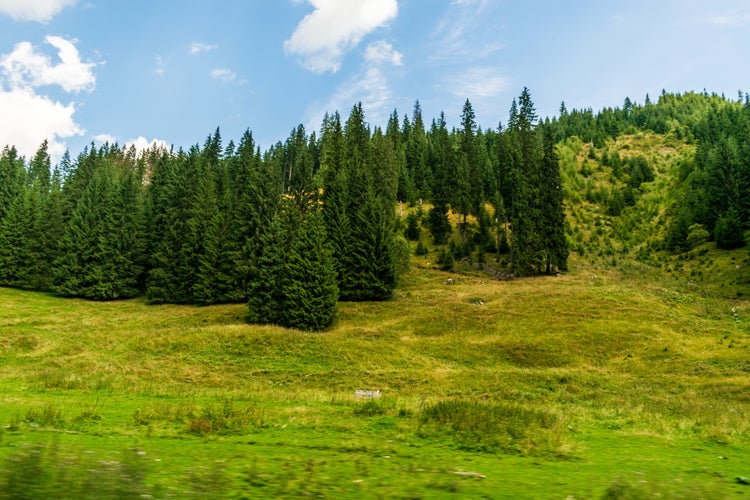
[1,0,748,161]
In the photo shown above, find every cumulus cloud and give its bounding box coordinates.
[125,136,170,153]
[93,133,117,144]
[0,35,94,159]
[0,0,76,23]
[364,40,403,66]
[0,87,82,159]
[0,35,96,93]
[285,0,398,73]
[190,42,218,55]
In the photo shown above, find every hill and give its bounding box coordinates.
[1,256,749,497]
[1,90,750,498]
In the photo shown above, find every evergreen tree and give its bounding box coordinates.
[0,184,40,288]
[406,101,431,200]
[0,146,25,224]
[28,140,52,192]
[455,99,483,247]
[343,104,397,300]
[426,112,453,245]
[246,211,288,325]
[146,149,198,304]
[539,122,568,273]
[53,164,127,299]
[508,87,545,275]
[280,207,338,330]
[247,176,337,330]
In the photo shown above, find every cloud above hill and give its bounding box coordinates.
[0,35,95,159]
[284,0,398,73]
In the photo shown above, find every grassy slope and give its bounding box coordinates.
[1,258,749,498]
[2,131,750,498]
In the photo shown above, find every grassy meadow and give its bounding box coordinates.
[1,250,750,498]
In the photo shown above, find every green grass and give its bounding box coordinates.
[1,255,750,498]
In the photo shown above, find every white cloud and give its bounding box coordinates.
[305,39,403,133]
[0,0,76,22]
[0,87,83,159]
[0,35,96,93]
[125,136,170,153]
[190,42,218,55]
[93,133,117,144]
[0,35,94,160]
[211,68,236,83]
[364,40,403,66]
[284,0,398,73]
[453,67,509,99]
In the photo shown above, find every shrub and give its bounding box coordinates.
[437,248,454,271]
[686,223,710,248]
[404,213,420,241]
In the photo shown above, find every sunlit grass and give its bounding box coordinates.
[1,255,749,497]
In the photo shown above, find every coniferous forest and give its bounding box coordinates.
[1,88,749,330]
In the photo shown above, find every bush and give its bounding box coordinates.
[404,213,420,241]
[415,240,429,256]
[437,248,454,271]
[686,223,710,248]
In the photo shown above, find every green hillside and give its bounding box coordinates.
[2,91,750,498]
[1,262,749,498]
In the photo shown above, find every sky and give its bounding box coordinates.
[0,0,748,162]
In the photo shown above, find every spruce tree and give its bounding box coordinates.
[0,146,25,224]
[53,164,124,300]
[0,186,39,288]
[146,149,197,304]
[426,112,453,244]
[280,207,338,330]
[539,122,568,273]
[246,212,289,325]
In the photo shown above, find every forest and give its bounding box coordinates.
[1,88,749,330]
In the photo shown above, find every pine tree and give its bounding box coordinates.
[406,100,431,200]
[146,149,198,304]
[280,207,338,330]
[508,88,545,275]
[454,99,483,247]
[539,122,568,273]
[246,212,288,325]
[247,183,338,330]
[0,146,25,224]
[28,140,52,192]
[340,103,397,300]
[426,112,453,244]
[53,164,125,300]
[0,184,39,288]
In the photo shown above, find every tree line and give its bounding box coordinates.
[666,98,750,251]
[0,88,568,330]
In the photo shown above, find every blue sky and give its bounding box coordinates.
[0,0,748,161]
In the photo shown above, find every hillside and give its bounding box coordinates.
[1,253,749,497]
[1,91,750,498]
